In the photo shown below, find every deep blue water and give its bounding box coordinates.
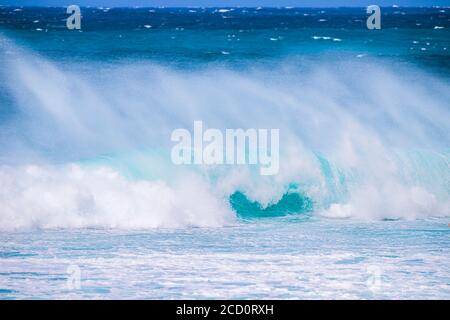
[1,7,449,68]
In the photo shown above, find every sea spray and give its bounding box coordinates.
[0,38,449,229]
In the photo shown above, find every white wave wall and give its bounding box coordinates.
[0,164,234,231]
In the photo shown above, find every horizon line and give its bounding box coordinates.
[1,5,447,8]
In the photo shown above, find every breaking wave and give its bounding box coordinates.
[0,37,449,230]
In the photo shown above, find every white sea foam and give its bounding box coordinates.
[0,164,234,231]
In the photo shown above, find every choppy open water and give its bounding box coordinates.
[0,7,449,299]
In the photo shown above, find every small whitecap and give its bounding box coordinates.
[322,36,331,40]
[319,19,327,22]
[421,48,427,51]
[356,54,365,58]
[312,36,321,40]
[333,38,342,42]
[434,26,444,29]
[221,51,230,55]
[35,28,43,31]
[144,25,152,29]
[412,40,419,44]
[270,37,278,41]
[33,20,39,23]
[217,9,231,13]
[13,8,22,12]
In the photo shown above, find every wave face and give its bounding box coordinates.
[230,191,313,218]
[0,34,449,230]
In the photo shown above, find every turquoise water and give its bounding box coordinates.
[0,7,449,299]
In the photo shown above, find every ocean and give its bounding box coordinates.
[0,6,449,299]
